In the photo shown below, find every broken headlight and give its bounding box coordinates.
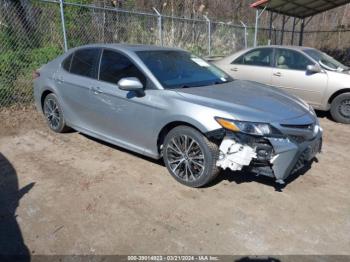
[215,117,282,137]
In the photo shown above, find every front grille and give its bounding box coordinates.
[281,123,314,130]
[288,135,306,144]
[291,149,309,174]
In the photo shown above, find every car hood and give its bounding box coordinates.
[175,80,313,124]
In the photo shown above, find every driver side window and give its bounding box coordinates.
[99,50,146,86]
[275,49,312,71]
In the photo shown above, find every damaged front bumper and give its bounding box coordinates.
[213,123,323,184]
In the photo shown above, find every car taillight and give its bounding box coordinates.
[32,70,40,79]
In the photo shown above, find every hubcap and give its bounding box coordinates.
[339,99,350,118]
[44,98,60,129]
[166,135,205,182]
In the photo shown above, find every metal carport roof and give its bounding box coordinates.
[250,0,350,47]
[250,0,350,19]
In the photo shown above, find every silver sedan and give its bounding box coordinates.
[34,44,322,187]
[214,46,350,124]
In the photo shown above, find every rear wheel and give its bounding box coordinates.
[43,93,70,133]
[330,93,350,124]
[162,126,220,188]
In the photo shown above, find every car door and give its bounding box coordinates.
[56,48,102,129]
[88,49,157,153]
[228,48,274,85]
[271,48,328,107]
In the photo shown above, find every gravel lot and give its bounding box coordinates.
[0,108,349,256]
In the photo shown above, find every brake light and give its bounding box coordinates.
[32,70,40,79]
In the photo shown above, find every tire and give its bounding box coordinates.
[43,93,70,133]
[330,93,350,124]
[162,126,220,188]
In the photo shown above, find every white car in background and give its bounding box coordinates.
[214,46,350,124]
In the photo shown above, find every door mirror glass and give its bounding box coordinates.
[118,77,143,91]
[307,64,321,73]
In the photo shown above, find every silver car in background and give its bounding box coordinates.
[34,44,322,187]
[214,46,350,124]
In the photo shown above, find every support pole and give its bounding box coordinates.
[291,17,296,45]
[268,11,273,45]
[299,18,305,46]
[204,15,211,56]
[253,6,266,47]
[153,7,163,46]
[59,0,68,52]
[280,15,286,45]
[254,9,259,47]
[240,21,248,49]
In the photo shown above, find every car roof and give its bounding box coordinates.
[68,43,184,53]
[256,45,316,51]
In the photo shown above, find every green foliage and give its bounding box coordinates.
[0,46,62,106]
[187,45,206,57]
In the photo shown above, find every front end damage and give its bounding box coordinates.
[210,124,323,184]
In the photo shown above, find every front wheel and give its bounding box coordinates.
[330,93,350,124]
[162,126,220,188]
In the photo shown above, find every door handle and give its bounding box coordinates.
[91,86,102,95]
[230,68,238,72]
[273,72,282,77]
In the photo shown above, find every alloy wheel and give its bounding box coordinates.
[339,99,350,119]
[165,134,205,182]
[44,98,60,130]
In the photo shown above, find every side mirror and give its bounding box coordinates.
[307,64,321,73]
[118,77,143,91]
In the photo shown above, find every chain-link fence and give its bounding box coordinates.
[0,0,64,107]
[0,0,349,108]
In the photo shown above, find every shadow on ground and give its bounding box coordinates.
[209,159,316,192]
[315,110,332,120]
[80,133,164,166]
[80,132,317,191]
[0,153,34,262]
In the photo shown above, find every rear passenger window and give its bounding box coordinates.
[99,49,146,86]
[70,48,100,78]
[233,48,273,67]
[62,54,72,71]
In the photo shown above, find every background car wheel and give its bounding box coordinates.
[162,126,220,188]
[43,93,70,133]
[330,93,350,124]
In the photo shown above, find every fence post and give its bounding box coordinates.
[299,19,305,46]
[254,9,258,47]
[204,15,211,56]
[253,6,267,47]
[59,0,68,52]
[240,21,248,49]
[153,7,163,46]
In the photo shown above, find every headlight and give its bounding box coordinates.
[215,117,282,137]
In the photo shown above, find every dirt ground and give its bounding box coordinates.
[0,107,349,256]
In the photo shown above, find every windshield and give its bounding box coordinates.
[137,50,233,89]
[304,49,348,71]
